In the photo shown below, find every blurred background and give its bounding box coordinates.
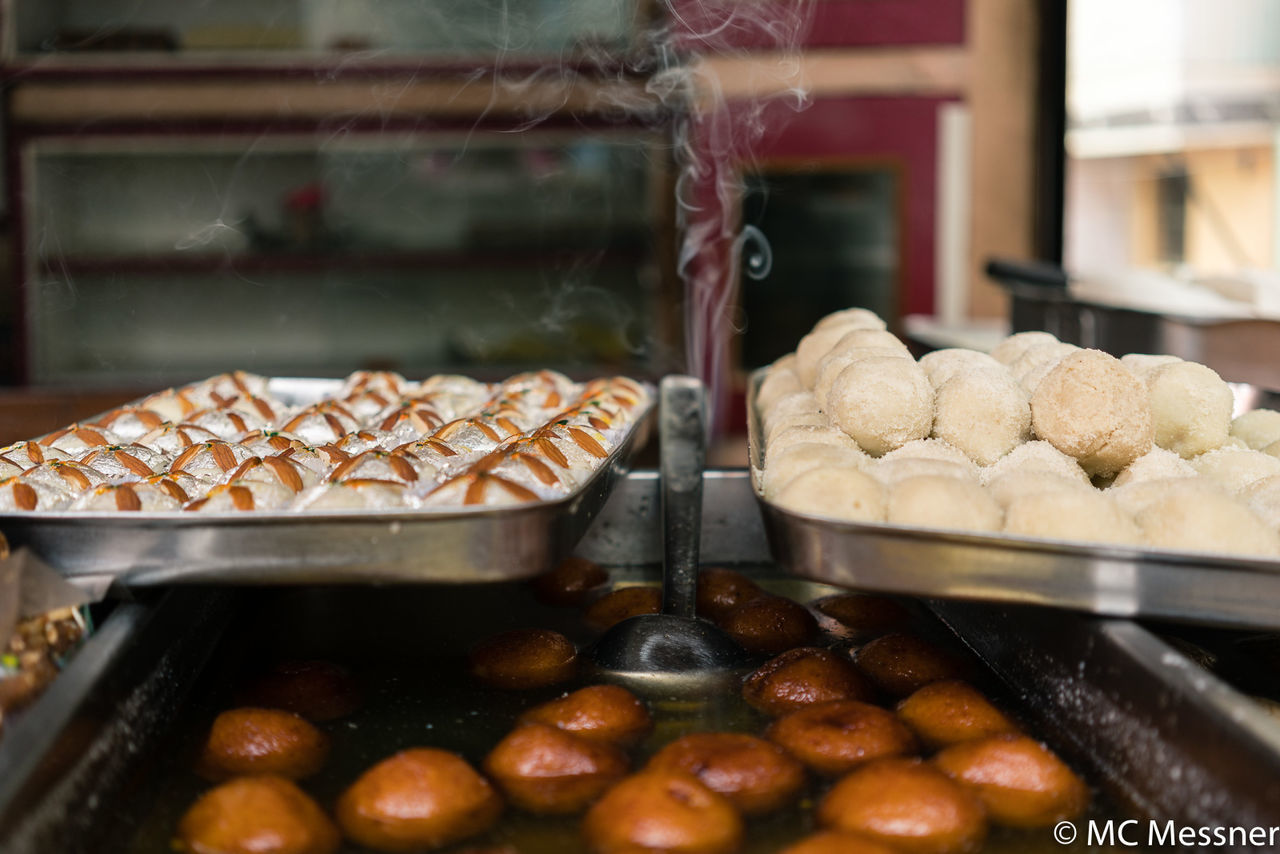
[0,0,1277,450]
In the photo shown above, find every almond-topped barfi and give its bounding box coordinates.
[187,480,295,512]
[420,471,540,508]
[69,482,184,512]
[94,406,167,441]
[135,423,221,457]
[292,479,411,511]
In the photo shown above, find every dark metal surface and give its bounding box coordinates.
[931,600,1280,831]
[0,588,234,854]
[749,368,1280,631]
[575,470,769,566]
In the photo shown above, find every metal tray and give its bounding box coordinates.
[0,378,653,587]
[748,368,1280,630]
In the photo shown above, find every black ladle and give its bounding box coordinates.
[586,376,752,697]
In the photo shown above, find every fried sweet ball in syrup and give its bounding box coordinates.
[196,707,329,781]
[695,567,766,623]
[742,647,875,717]
[780,830,901,854]
[239,660,361,722]
[718,595,819,656]
[933,734,1089,828]
[530,557,609,607]
[810,594,912,641]
[517,684,652,747]
[818,758,987,854]
[582,770,743,854]
[336,748,503,852]
[766,700,918,776]
[645,732,806,815]
[584,587,662,633]
[176,776,339,854]
[483,723,629,815]
[896,681,1020,749]
[853,634,966,698]
[468,628,577,690]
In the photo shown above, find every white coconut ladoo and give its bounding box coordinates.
[758,310,1280,558]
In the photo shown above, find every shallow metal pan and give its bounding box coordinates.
[748,368,1280,630]
[0,378,653,586]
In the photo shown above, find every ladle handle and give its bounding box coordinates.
[659,375,706,620]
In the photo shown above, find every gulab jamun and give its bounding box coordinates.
[196,707,329,781]
[933,734,1089,828]
[239,660,361,722]
[742,647,875,716]
[468,628,577,690]
[896,681,1019,749]
[853,634,965,698]
[817,758,987,854]
[718,596,818,656]
[695,568,766,623]
[517,684,652,747]
[336,748,503,852]
[766,700,917,776]
[582,771,743,854]
[645,732,806,815]
[584,587,662,633]
[483,723,630,814]
[811,595,912,640]
[531,557,609,607]
[780,830,900,854]
[176,775,339,854]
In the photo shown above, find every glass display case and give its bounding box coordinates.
[5,0,650,64]
[22,131,676,385]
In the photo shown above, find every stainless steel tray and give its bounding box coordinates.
[748,368,1280,630]
[0,378,653,586]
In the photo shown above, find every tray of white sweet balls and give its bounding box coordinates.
[750,307,1280,630]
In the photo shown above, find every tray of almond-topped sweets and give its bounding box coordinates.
[751,307,1280,630]
[0,370,652,585]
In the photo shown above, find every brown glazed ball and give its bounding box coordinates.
[853,634,965,698]
[584,587,662,633]
[517,684,652,747]
[818,758,987,854]
[531,557,609,607]
[483,723,630,815]
[742,647,875,716]
[933,734,1089,828]
[196,707,330,781]
[811,595,912,640]
[240,660,361,722]
[718,596,819,656]
[780,830,901,854]
[336,748,503,852]
[176,776,339,854]
[646,732,806,815]
[896,681,1020,749]
[695,568,766,623]
[468,629,577,690]
[582,770,743,854]
[766,700,917,776]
